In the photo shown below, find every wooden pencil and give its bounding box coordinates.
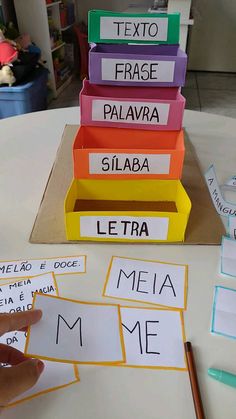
[184,341,206,419]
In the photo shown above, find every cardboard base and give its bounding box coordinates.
[30,125,225,245]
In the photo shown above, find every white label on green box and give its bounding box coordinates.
[101,58,175,83]
[92,100,170,125]
[89,153,171,175]
[100,17,168,42]
[79,216,169,240]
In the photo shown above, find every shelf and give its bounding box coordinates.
[46,1,62,8]
[51,42,65,52]
[56,74,73,96]
[61,23,75,31]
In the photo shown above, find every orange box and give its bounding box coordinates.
[73,126,185,179]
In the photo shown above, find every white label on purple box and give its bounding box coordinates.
[92,100,170,125]
[101,58,175,83]
[79,216,169,240]
[89,153,171,175]
[100,17,168,42]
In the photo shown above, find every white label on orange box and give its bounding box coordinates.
[79,216,169,240]
[100,17,168,42]
[92,100,170,125]
[101,58,175,83]
[89,153,171,175]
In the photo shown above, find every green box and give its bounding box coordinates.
[88,10,180,45]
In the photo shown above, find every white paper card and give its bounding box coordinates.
[221,236,236,277]
[89,153,170,175]
[120,307,186,368]
[0,255,86,279]
[92,100,170,125]
[100,16,168,41]
[204,165,236,217]
[0,273,57,349]
[211,286,236,339]
[25,294,124,364]
[79,216,169,240]
[104,257,187,309]
[0,273,78,405]
[12,361,78,405]
[228,217,236,240]
[101,58,175,83]
[225,175,236,188]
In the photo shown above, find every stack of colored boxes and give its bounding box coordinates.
[64,9,191,243]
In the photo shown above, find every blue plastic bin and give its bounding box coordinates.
[0,67,48,119]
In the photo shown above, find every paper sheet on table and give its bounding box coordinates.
[204,165,236,217]
[103,256,188,310]
[221,236,236,277]
[211,286,236,339]
[25,293,125,365]
[120,306,186,369]
[0,273,79,407]
[0,255,86,280]
[228,217,236,240]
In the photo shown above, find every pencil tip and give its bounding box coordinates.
[184,341,192,351]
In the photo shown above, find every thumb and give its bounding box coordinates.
[0,358,45,406]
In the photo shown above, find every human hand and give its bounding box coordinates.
[0,310,44,408]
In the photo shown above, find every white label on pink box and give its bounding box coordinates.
[101,58,175,83]
[79,216,169,240]
[92,100,170,125]
[89,153,171,175]
[100,17,168,42]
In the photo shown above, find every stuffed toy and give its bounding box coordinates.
[0,65,16,86]
[0,29,18,65]
[0,29,45,85]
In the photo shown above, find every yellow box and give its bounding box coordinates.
[64,179,191,243]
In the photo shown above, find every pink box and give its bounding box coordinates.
[80,80,185,131]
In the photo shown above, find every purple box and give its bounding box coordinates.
[89,44,187,87]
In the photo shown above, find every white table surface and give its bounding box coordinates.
[1,107,236,419]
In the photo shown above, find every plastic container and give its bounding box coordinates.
[64,178,191,243]
[73,126,185,180]
[80,79,185,130]
[88,10,180,44]
[89,44,187,87]
[0,68,48,119]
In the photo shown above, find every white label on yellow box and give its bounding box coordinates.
[79,216,169,240]
[100,17,168,42]
[89,153,170,175]
[101,58,175,83]
[92,100,170,125]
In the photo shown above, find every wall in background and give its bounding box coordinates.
[76,1,151,22]
[188,0,236,72]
